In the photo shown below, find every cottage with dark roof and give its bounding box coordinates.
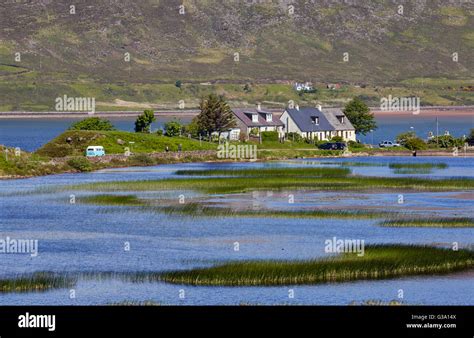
[280,105,356,141]
[233,104,284,139]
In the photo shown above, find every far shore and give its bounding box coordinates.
[1,106,473,119]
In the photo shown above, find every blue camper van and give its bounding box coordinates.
[86,146,105,157]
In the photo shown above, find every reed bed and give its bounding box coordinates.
[159,203,392,219]
[0,272,76,293]
[81,194,144,206]
[380,218,474,228]
[159,245,474,286]
[175,167,351,177]
[70,175,474,194]
[388,163,448,169]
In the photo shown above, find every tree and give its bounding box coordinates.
[175,80,182,89]
[196,94,236,137]
[69,117,115,131]
[164,119,183,137]
[343,97,377,136]
[134,110,156,133]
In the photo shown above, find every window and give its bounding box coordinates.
[252,114,258,123]
[266,113,272,122]
[312,117,319,125]
[338,116,345,124]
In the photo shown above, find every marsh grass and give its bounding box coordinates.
[81,194,144,206]
[175,167,351,177]
[380,218,474,228]
[70,175,474,194]
[0,272,76,293]
[159,245,474,286]
[159,203,392,219]
[388,163,448,169]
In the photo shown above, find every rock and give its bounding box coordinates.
[66,137,73,143]
[117,139,125,145]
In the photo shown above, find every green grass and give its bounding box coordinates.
[158,203,391,219]
[36,130,217,158]
[81,194,144,206]
[175,167,351,178]
[159,245,474,286]
[0,272,76,293]
[380,218,474,228]
[388,163,448,169]
[69,175,474,194]
[389,163,448,175]
[0,146,69,177]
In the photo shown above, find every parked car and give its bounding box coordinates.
[318,142,347,150]
[86,146,105,157]
[379,140,401,148]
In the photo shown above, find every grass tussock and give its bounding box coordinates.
[160,245,474,286]
[380,218,474,228]
[388,163,448,169]
[81,194,144,206]
[0,272,76,293]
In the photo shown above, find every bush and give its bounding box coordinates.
[396,131,427,150]
[428,135,464,148]
[69,117,115,131]
[261,131,279,142]
[286,132,303,143]
[164,120,183,137]
[67,157,93,172]
[129,153,155,166]
[403,137,427,150]
[249,128,259,137]
[348,140,365,149]
[330,136,344,142]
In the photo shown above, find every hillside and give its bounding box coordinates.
[36,130,217,157]
[0,0,473,110]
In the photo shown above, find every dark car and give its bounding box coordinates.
[318,142,347,150]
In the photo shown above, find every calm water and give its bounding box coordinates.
[0,158,473,305]
[0,114,472,152]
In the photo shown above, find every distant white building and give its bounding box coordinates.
[280,105,356,142]
[293,82,314,92]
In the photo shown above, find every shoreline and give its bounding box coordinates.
[1,106,473,119]
[2,150,473,181]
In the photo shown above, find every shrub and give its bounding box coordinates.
[403,137,427,150]
[129,154,155,166]
[330,136,344,142]
[164,120,183,137]
[67,157,93,172]
[348,140,365,149]
[69,117,115,131]
[261,131,279,142]
[428,135,464,148]
[249,128,259,137]
[286,132,303,143]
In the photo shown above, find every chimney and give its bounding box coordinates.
[317,104,322,111]
[295,104,299,111]
[257,103,261,111]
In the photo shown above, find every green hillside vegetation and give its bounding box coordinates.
[36,130,217,158]
[0,1,473,110]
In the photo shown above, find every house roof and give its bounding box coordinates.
[284,107,354,132]
[233,108,284,127]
